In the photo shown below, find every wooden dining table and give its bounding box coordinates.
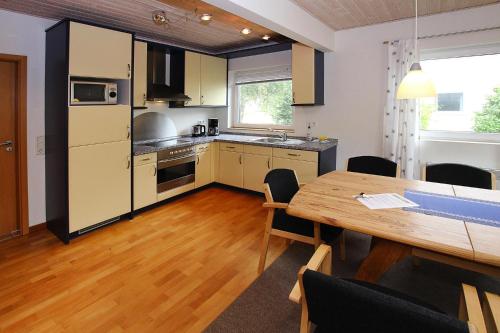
[286,171,500,282]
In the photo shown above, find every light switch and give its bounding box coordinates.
[36,136,45,155]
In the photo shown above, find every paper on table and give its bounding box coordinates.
[356,193,419,210]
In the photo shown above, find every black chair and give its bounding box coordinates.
[423,163,495,190]
[258,169,345,274]
[347,155,400,178]
[290,245,496,333]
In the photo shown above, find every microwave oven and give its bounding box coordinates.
[70,81,118,105]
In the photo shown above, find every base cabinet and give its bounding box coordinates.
[195,150,212,188]
[134,163,157,210]
[69,141,131,233]
[272,157,317,184]
[219,150,243,187]
[243,154,272,193]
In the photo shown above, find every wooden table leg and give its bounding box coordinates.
[355,237,412,282]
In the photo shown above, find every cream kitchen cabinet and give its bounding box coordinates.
[195,144,211,188]
[243,145,272,193]
[292,42,324,105]
[69,22,132,79]
[133,41,148,107]
[68,105,131,147]
[200,54,227,106]
[272,148,318,184]
[68,141,131,233]
[133,153,157,210]
[184,51,201,106]
[219,150,244,188]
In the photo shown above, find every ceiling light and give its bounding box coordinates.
[200,13,212,21]
[152,11,168,26]
[396,0,436,99]
[262,35,271,41]
[240,28,252,35]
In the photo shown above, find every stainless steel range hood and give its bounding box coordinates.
[148,48,191,102]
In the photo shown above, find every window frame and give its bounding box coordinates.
[231,77,294,130]
[419,44,500,143]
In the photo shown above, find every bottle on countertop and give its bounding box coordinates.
[306,122,312,141]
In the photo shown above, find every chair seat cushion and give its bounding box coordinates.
[272,209,342,242]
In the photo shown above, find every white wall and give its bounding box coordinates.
[0,10,55,226]
[223,4,500,174]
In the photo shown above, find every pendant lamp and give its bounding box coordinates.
[396,0,436,99]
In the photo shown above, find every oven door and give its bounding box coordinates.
[71,81,109,105]
[157,154,195,193]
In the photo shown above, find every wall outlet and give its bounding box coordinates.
[36,136,45,155]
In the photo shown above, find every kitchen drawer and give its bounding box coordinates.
[273,148,318,162]
[219,142,244,152]
[196,143,211,153]
[134,153,157,166]
[244,144,272,156]
[273,157,317,184]
[68,105,131,147]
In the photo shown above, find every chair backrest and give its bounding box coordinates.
[302,269,469,333]
[347,155,399,178]
[424,163,494,190]
[264,169,299,203]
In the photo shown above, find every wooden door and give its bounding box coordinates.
[200,54,227,106]
[133,41,147,107]
[292,43,315,104]
[133,163,157,210]
[184,51,201,106]
[69,22,132,79]
[195,151,211,188]
[243,153,271,193]
[219,150,243,187]
[0,60,18,238]
[69,141,131,233]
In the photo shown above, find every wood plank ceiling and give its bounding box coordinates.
[0,0,282,53]
[291,0,500,30]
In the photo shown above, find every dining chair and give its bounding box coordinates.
[290,245,499,333]
[258,169,345,274]
[346,155,400,178]
[423,163,496,190]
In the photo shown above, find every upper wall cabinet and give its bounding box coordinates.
[292,43,324,106]
[69,22,132,79]
[180,51,227,107]
[134,41,147,107]
[200,54,227,106]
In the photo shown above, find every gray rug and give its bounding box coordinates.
[204,231,500,333]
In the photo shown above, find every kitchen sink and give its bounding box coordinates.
[253,137,305,145]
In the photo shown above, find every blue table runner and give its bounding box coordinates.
[403,190,500,228]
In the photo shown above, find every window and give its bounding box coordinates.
[232,66,293,128]
[418,52,500,134]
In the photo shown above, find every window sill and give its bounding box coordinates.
[420,131,500,144]
[228,126,295,133]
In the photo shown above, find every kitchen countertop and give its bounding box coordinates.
[133,133,338,156]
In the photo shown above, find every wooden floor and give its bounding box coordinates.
[0,187,287,332]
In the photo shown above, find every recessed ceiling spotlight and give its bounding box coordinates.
[200,13,212,21]
[262,34,271,41]
[240,28,252,35]
[152,11,168,26]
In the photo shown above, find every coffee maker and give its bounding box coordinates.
[208,118,219,136]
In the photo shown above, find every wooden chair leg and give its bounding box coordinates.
[285,239,292,246]
[258,210,274,274]
[339,231,346,261]
[313,222,321,250]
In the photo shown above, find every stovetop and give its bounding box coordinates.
[143,138,192,149]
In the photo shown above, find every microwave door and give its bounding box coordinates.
[71,83,108,105]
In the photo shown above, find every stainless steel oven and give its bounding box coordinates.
[156,145,196,193]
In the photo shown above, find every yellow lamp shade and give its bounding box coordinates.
[396,63,436,99]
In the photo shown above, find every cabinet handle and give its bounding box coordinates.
[141,158,151,162]
[267,157,270,169]
[239,154,242,164]
[127,64,131,78]
[126,125,131,139]
[197,155,200,165]
[153,165,157,176]
[288,153,300,157]
[127,156,131,169]
[143,93,146,106]
[226,146,236,149]
[201,95,204,105]
[292,91,295,104]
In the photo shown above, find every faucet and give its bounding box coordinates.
[269,128,287,141]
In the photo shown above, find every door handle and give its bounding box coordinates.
[0,140,12,146]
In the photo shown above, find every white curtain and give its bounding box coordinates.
[382,39,420,179]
